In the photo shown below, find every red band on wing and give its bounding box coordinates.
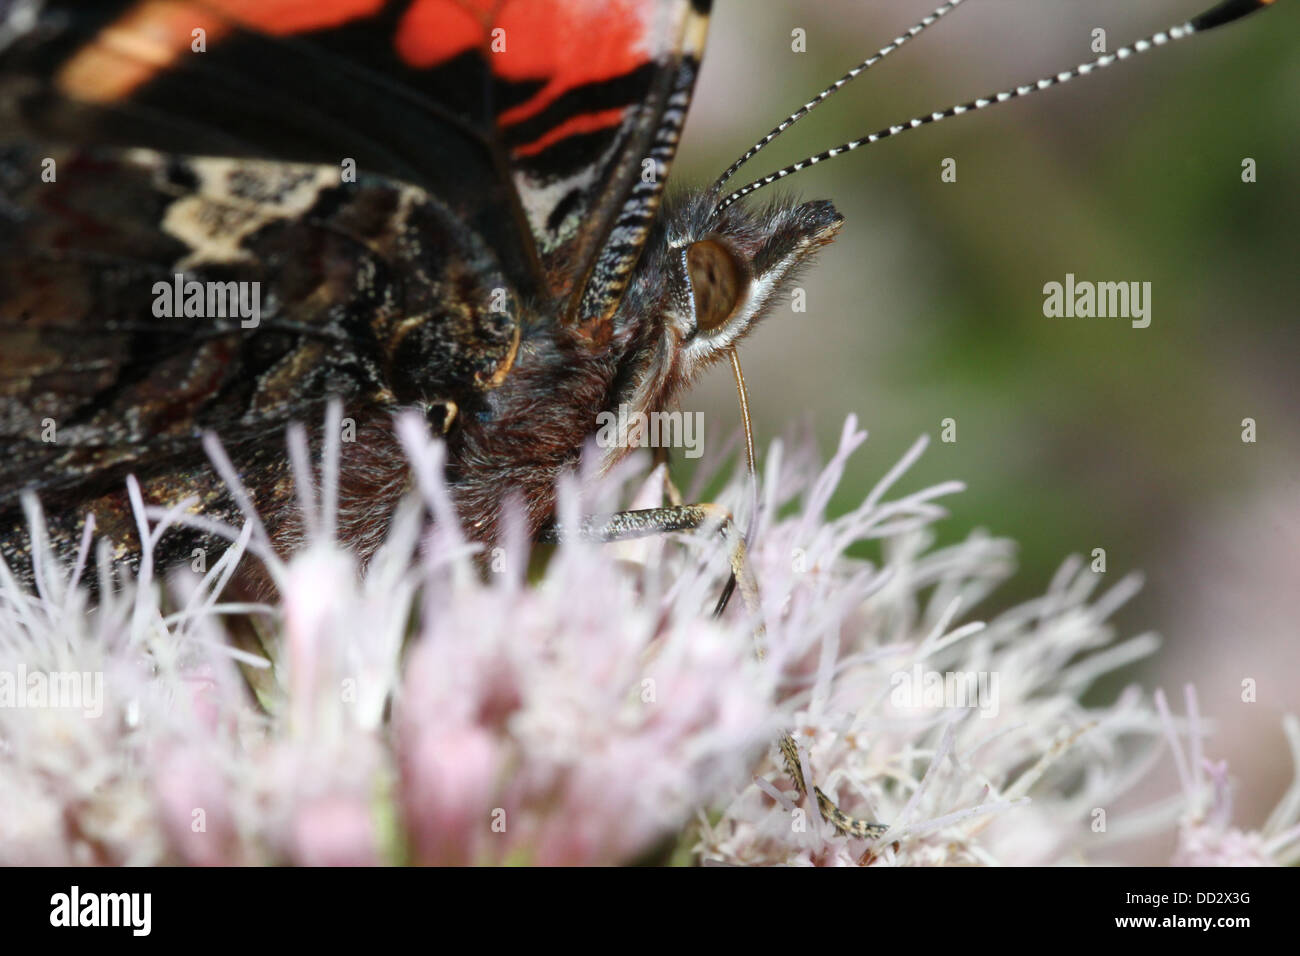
[59,0,661,156]
[56,0,387,102]
[510,107,625,157]
[57,1,231,102]
[207,0,386,34]
[397,0,655,149]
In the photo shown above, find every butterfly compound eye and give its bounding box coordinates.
[686,239,743,331]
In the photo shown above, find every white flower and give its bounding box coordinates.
[0,408,1290,866]
[1157,686,1300,866]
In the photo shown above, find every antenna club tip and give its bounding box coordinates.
[1191,0,1277,33]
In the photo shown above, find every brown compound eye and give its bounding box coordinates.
[685,239,744,331]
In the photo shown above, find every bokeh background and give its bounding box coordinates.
[672,0,1299,861]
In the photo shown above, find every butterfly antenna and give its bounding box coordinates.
[714,0,1278,215]
[708,0,969,200]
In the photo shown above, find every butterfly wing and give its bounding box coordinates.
[0,0,711,574]
[0,142,518,571]
[0,0,712,320]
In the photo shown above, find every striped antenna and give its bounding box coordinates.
[708,0,969,199]
[713,0,1278,216]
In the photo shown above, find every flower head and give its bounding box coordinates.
[0,408,1290,866]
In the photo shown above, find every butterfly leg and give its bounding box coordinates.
[545,502,889,841]
[779,735,889,840]
[652,447,738,613]
[549,503,760,619]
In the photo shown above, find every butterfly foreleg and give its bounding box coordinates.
[546,502,759,622]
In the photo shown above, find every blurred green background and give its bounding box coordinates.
[672,0,1299,849]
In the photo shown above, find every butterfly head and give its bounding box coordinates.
[611,190,842,412]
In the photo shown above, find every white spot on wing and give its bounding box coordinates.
[152,157,338,269]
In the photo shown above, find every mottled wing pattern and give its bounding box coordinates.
[0,0,713,321]
[0,143,518,576]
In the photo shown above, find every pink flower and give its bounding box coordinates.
[1,406,1293,866]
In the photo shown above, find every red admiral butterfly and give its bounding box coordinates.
[0,0,1279,838]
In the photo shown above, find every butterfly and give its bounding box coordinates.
[0,0,1278,838]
